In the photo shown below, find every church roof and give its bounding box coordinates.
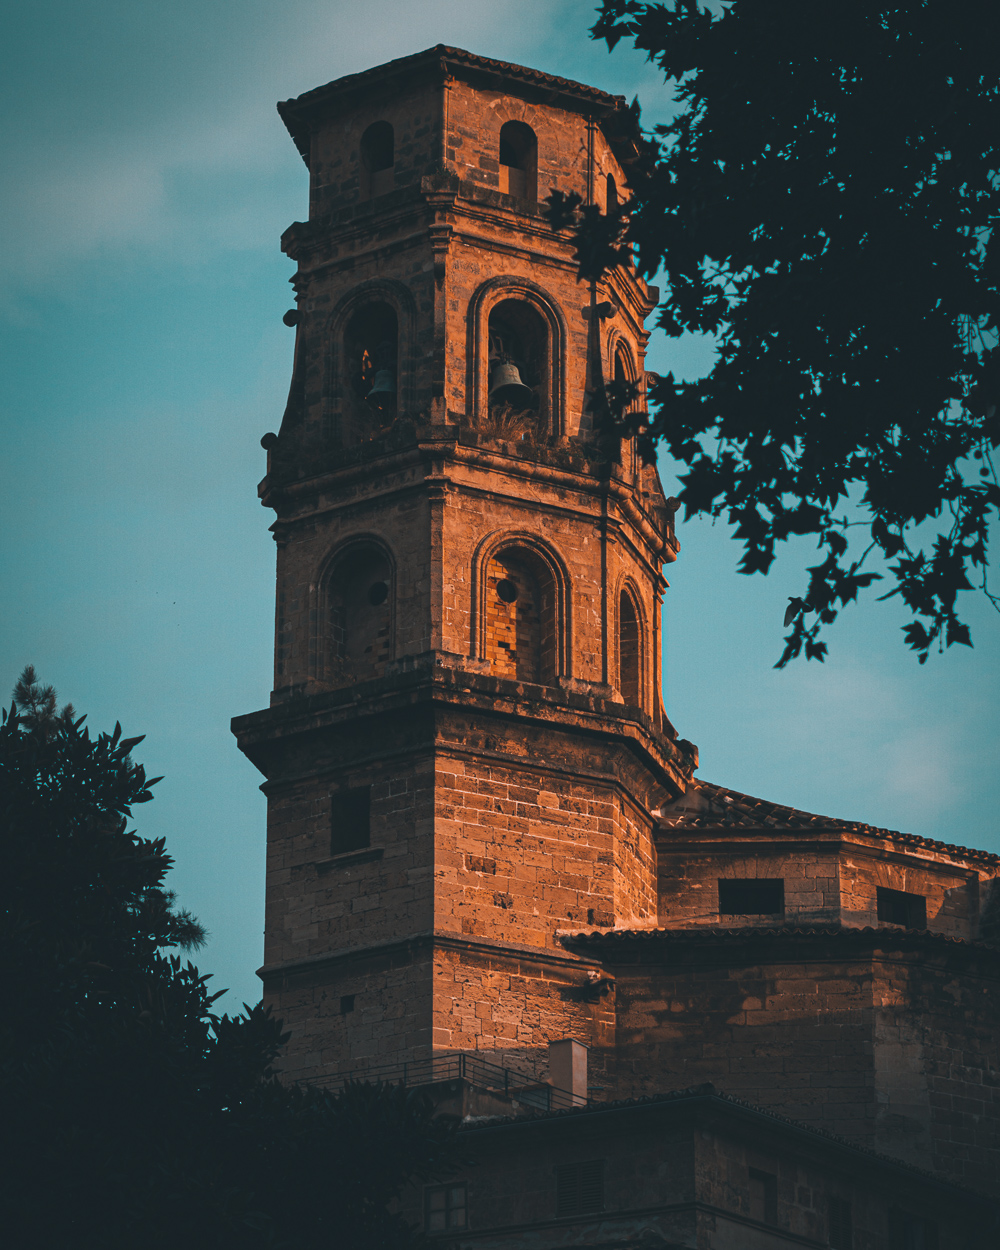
[657,779,1000,865]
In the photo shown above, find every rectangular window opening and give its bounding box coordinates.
[425,1183,467,1233]
[340,994,355,1015]
[888,1208,939,1250]
[877,887,927,929]
[748,1168,778,1225]
[829,1195,853,1249]
[555,1159,604,1218]
[331,786,371,855]
[719,879,784,917]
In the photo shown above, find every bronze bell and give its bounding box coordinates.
[488,361,534,408]
[366,368,395,409]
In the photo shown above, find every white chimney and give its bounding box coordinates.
[548,1038,588,1106]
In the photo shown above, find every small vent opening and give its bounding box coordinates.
[718,879,784,917]
[555,1159,604,1218]
[877,887,927,929]
[828,1195,853,1249]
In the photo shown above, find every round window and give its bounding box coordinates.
[495,578,518,603]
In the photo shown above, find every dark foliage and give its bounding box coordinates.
[558,0,1000,663]
[1,667,458,1249]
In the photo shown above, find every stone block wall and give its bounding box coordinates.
[608,949,878,1143]
[307,78,441,216]
[432,749,656,952]
[264,944,435,1082]
[580,931,1000,1191]
[839,847,979,936]
[431,943,610,1073]
[657,845,844,928]
[261,743,436,971]
[656,836,984,938]
[872,951,1000,1193]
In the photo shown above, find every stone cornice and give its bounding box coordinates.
[260,433,677,561]
[232,659,697,796]
[279,45,625,168]
[258,928,605,984]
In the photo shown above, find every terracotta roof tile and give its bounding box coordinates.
[657,779,1000,864]
[562,924,1000,953]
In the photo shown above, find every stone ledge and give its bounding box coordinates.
[315,847,384,872]
[258,928,606,984]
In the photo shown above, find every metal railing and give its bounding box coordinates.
[299,1052,584,1110]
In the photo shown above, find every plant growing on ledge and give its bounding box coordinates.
[547,0,1000,665]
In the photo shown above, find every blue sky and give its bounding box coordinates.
[2,1,997,1011]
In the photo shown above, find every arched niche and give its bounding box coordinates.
[617,583,643,709]
[611,336,639,475]
[606,173,619,215]
[471,533,570,685]
[498,120,537,202]
[468,277,568,440]
[318,539,395,685]
[360,121,394,199]
[326,280,416,445]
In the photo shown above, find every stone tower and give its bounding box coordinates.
[233,46,697,1085]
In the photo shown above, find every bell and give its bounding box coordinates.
[366,369,395,409]
[489,361,534,408]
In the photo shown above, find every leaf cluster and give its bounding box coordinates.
[580,0,1000,661]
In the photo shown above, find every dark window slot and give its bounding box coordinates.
[889,1208,938,1250]
[748,1168,778,1225]
[331,786,371,855]
[719,879,784,916]
[877,887,927,929]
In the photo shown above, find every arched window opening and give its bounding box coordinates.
[343,302,398,443]
[619,590,641,707]
[484,547,556,685]
[326,545,393,684]
[498,121,537,202]
[613,343,635,402]
[613,342,638,473]
[361,121,394,198]
[606,173,619,215]
[486,299,547,440]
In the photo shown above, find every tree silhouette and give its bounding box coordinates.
[1,668,458,1249]
[555,0,1000,663]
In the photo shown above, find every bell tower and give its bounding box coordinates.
[233,46,697,1088]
